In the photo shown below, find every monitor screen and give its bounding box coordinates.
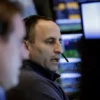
[52,0,99,33]
[60,34,82,60]
[81,1,100,39]
[58,34,82,99]
[52,0,81,32]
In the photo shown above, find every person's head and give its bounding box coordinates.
[24,15,63,72]
[0,1,26,90]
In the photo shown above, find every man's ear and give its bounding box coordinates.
[23,40,30,51]
[22,40,30,59]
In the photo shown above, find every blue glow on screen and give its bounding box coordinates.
[81,2,100,39]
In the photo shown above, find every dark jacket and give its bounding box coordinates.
[6,60,69,100]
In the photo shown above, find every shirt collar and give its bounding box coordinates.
[23,60,60,81]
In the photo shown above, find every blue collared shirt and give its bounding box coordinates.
[0,87,6,100]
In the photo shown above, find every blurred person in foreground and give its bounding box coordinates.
[7,15,69,100]
[0,0,26,99]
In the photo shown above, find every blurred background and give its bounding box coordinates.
[13,0,100,100]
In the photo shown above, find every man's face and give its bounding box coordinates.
[28,20,63,72]
[0,13,26,90]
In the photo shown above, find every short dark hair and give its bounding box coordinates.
[24,15,52,43]
[0,0,23,40]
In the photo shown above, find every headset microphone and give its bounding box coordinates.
[61,53,69,62]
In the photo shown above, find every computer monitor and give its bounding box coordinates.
[52,0,82,33]
[79,1,100,100]
[51,0,99,33]
[58,33,82,100]
[80,1,100,39]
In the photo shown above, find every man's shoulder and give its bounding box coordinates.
[7,70,51,95]
[7,70,69,100]
[19,70,46,85]
[18,70,54,89]
[20,70,40,80]
[8,70,56,96]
